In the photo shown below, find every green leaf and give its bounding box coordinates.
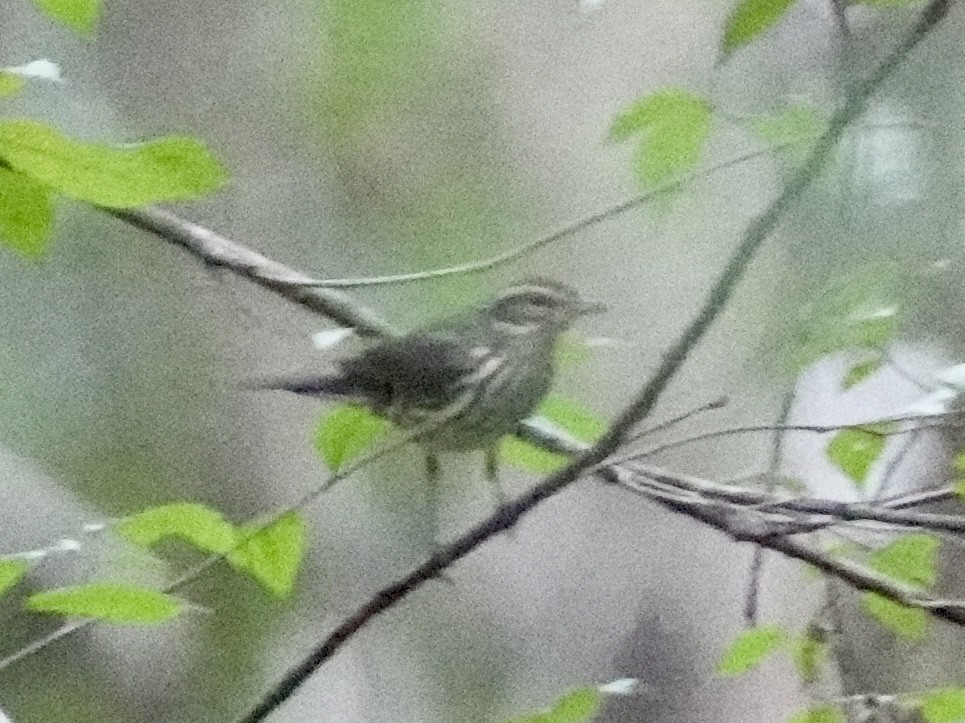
[792,632,826,683]
[26,583,182,624]
[0,559,31,596]
[227,512,306,598]
[953,450,965,476]
[919,688,965,723]
[0,120,226,207]
[501,396,606,474]
[861,593,928,641]
[609,88,712,190]
[842,358,881,390]
[775,476,808,495]
[790,268,901,370]
[868,534,940,589]
[32,0,101,35]
[315,404,391,472]
[555,333,592,369]
[117,503,238,554]
[826,425,891,489]
[501,436,568,474]
[954,480,965,503]
[751,104,826,151]
[508,687,601,723]
[0,72,26,99]
[540,396,607,441]
[0,166,54,257]
[788,706,845,723]
[716,625,786,676]
[722,0,798,58]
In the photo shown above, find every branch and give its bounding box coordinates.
[626,462,965,534]
[622,477,965,626]
[107,207,395,337]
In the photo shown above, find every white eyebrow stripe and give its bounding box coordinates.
[492,284,566,303]
[492,320,539,335]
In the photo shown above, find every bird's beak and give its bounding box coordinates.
[578,300,607,316]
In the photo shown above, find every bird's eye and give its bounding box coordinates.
[515,293,559,309]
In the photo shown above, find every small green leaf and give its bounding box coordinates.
[792,632,826,683]
[32,0,101,35]
[868,534,939,589]
[919,688,965,723]
[508,687,601,723]
[315,404,391,472]
[953,450,965,476]
[26,583,182,624]
[0,559,31,596]
[751,104,826,151]
[716,625,786,676]
[775,476,808,495]
[227,512,306,598]
[842,358,881,390]
[861,593,928,641]
[501,437,568,474]
[555,333,592,369]
[0,72,26,98]
[609,88,712,191]
[539,396,607,441]
[117,503,237,554]
[501,396,606,474]
[788,706,845,723]
[954,480,965,503]
[0,166,54,257]
[722,0,798,58]
[826,426,891,488]
[789,268,902,371]
[0,120,226,207]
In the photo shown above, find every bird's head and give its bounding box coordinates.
[484,279,605,334]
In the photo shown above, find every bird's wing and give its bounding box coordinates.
[342,333,482,411]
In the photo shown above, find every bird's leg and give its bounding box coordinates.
[485,446,509,508]
[425,452,443,552]
[424,452,457,585]
[485,446,516,539]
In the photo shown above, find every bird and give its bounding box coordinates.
[257,278,603,530]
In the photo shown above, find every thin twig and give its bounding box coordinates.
[0,421,439,673]
[625,462,965,533]
[745,386,796,624]
[611,411,962,466]
[108,207,395,338]
[623,396,729,445]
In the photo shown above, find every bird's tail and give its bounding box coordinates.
[242,374,358,399]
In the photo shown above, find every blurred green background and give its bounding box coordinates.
[1,0,964,721]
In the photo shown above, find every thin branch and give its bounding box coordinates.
[0,421,440,673]
[875,428,921,498]
[627,462,965,534]
[623,396,729,445]
[619,475,965,626]
[745,385,796,624]
[612,411,963,466]
[292,146,792,289]
[107,207,395,338]
[881,350,934,392]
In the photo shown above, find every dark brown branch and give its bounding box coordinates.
[631,463,965,533]
[108,207,395,338]
[631,484,965,626]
